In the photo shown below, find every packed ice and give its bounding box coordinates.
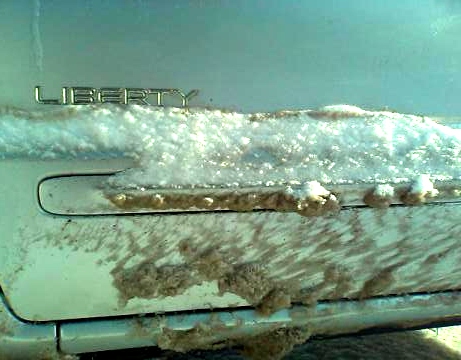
[286,181,333,201]
[0,104,460,189]
[373,184,395,198]
[409,174,439,197]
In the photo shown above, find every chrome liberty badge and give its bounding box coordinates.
[35,86,199,107]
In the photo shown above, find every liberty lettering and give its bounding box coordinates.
[35,86,199,107]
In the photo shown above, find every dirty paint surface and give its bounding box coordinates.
[3,188,461,321]
[0,104,460,322]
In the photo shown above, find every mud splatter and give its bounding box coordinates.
[323,265,355,299]
[423,250,450,266]
[359,265,400,299]
[113,243,297,315]
[111,243,237,305]
[296,194,340,217]
[401,192,430,205]
[363,187,394,208]
[105,188,340,217]
[0,105,79,120]
[401,190,429,205]
[157,324,311,360]
[401,176,439,205]
[256,288,292,317]
[0,319,14,337]
[218,264,273,304]
[293,264,354,307]
[189,248,235,281]
[18,192,461,321]
[236,327,311,360]
[112,262,199,302]
[189,247,297,314]
[157,323,231,353]
[31,347,75,360]
[247,107,372,122]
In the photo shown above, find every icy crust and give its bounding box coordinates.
[0,104,460,188]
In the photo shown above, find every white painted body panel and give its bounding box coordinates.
[0,0,460,334]
[1,158,460,321]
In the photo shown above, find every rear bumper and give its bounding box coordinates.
[2,289,461,358]
[0,293,57,359]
